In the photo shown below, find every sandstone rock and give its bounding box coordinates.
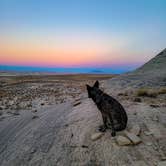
[157,161,166,166]
[129,124,141,136]
[124,131,142,145]
[116,136,131,146]
[91,132,103,141]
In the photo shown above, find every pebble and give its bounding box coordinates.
[32,115,39,119]
[146,142,152,146]
[144,131,153,136]
[73,101,81,107]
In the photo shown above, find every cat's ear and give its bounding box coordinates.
[86,84,92,98]
[93,80,99,88]
[86,84,91,92]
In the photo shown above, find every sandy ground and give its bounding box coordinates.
[0,74,166,166]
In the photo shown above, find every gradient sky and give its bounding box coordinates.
[0,0,166,70]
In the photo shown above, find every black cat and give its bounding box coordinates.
[86,81,128,137]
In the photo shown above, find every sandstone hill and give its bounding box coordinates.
[106,48,166,90]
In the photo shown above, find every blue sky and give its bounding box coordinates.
[0,0,166,73]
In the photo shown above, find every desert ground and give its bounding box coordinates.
[0,73,165,166]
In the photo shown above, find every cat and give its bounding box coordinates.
[86,81,128,136]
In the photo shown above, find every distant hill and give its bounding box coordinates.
[134,48,166,75]
[107,48,166,88]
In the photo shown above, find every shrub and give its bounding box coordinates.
[136,89,149,97]
[158,87,166,94]
[136,88,157,98]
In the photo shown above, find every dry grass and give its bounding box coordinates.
[136,88,158,98]
[158,87,166,94]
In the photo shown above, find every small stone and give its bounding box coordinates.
[9,100,14,106]
[41,103,45,106]
[32,115,39,119]
[144,131,153,136]
[81,145,88,148]
[134,97,142,102]
[150,104,159,108]
[91,132,103,141]
[129,124,141,136]
[152,115,159,122]
[161,156,166,161]
[30,148,37,154]
[124,131,142,145]
[0,111,3,116]
[157,161,166,166]
[73,101,81,107]
[116,136,131,146]
[13,111,20,116]
[32,109,37,113]
[147,125,162,139]
[146,142,152,146]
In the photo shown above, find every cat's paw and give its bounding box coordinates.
[98,125,106,132]
[111,131,116,137]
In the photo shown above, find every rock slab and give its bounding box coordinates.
[124,131,142,145]
[116,136,131,146]
[129,124,141,136]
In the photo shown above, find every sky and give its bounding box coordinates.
[0,0,166,73]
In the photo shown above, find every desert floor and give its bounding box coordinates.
[0,74,166,166]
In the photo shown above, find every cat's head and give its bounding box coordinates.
[86,80,99,98]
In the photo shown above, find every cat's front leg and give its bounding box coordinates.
[98,114,107,132]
